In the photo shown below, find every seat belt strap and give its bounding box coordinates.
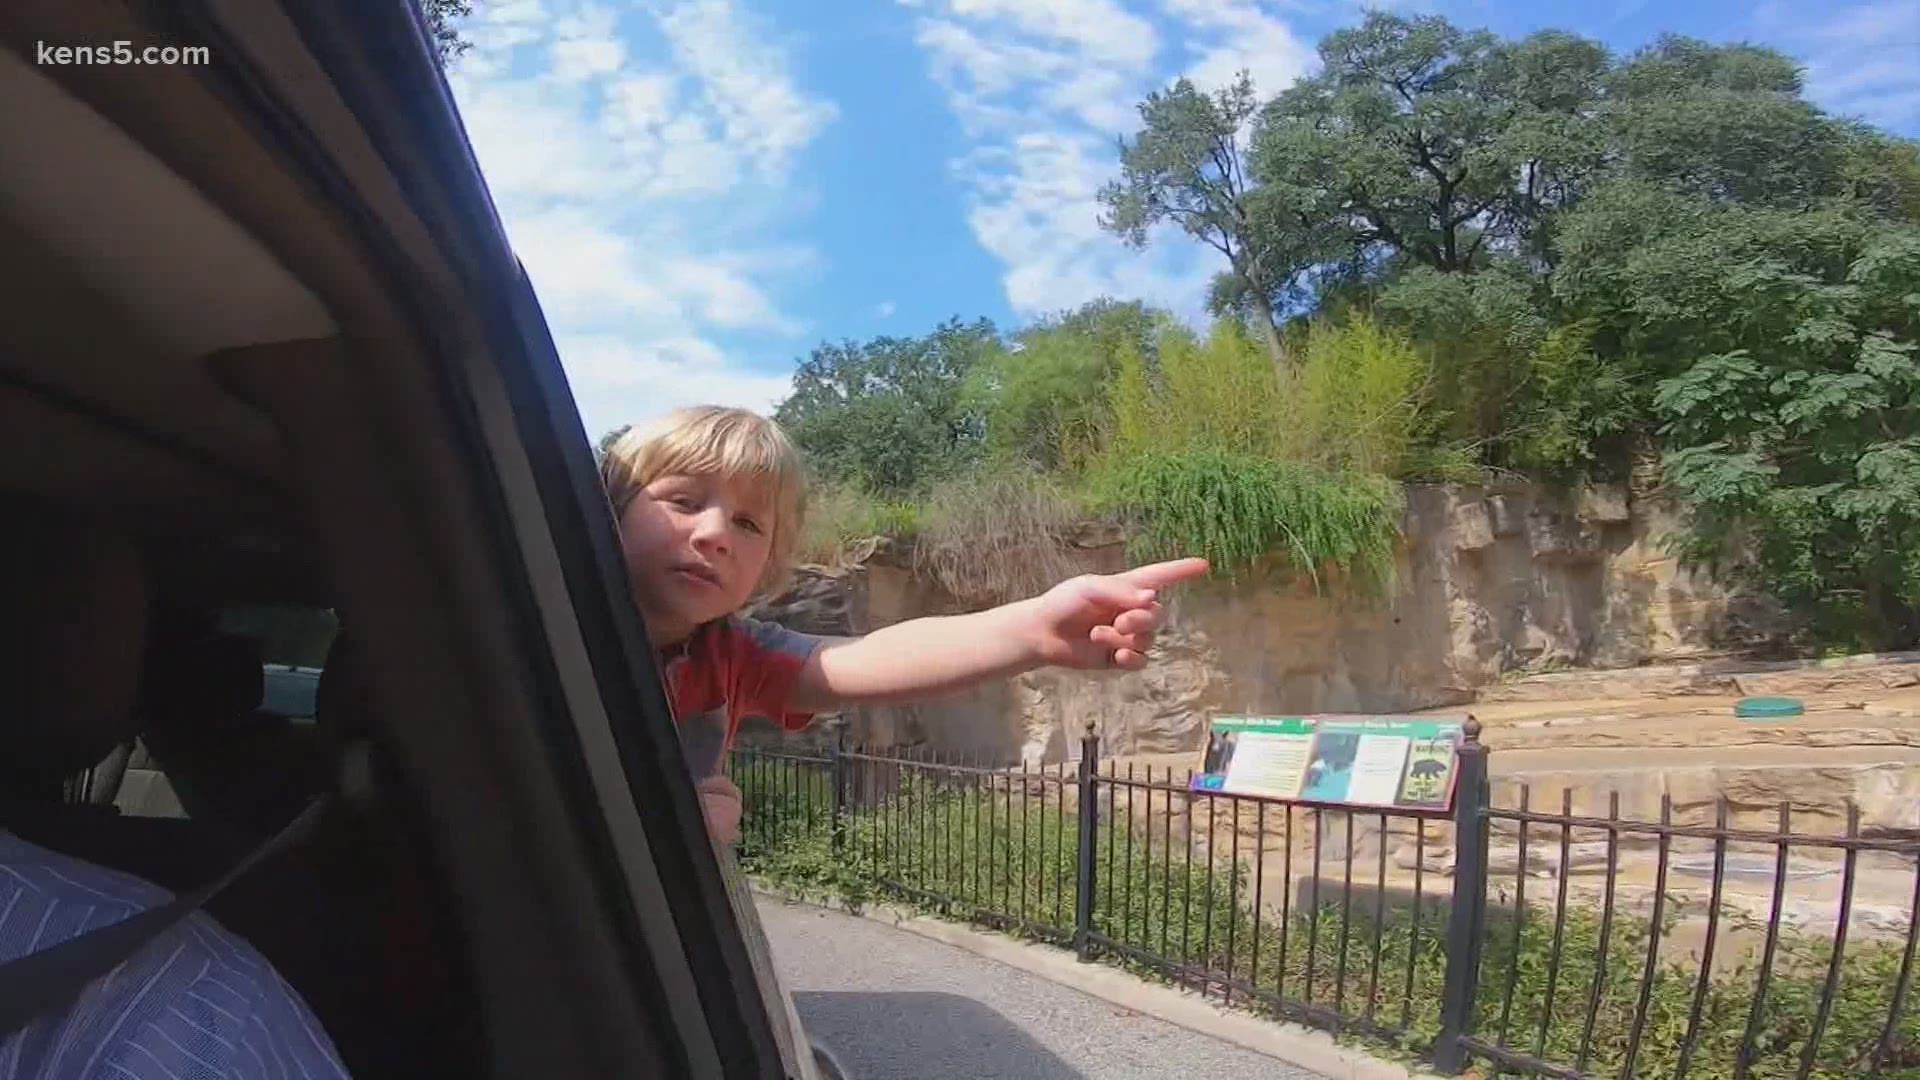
[0,795,331,1039]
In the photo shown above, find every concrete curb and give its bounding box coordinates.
[751,883,1444,1080]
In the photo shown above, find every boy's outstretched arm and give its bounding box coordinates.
[789,557,1209,711]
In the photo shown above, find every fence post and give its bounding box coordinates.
[1074,721,1100,962]
[1433,717,1490,1074]
[829,719,848,856]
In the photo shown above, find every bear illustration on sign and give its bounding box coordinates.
[1398,737,1455,804]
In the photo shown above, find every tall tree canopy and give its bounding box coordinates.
[417,0,472,63]
[1095,11,1920,647]
[964,299,1169,472]
[774,319,1000,498]
[1254,17,1609,276]
[1098,75,1303,367]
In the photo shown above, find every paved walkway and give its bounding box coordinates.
[757,897,1324,1080]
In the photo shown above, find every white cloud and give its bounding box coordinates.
[913,20,1066,134]
[509,210,679,325]
[657,0,840,181]
[966,133,1215,319]
[506,209,804,337]
[1781,0,1920,133]
[660,257,801,333]
[564,333,732,382]
[946,0,1160,70]
[448,0,833,432]
[551,5,627,82]
[876,301,898,319]
[454,77,623,202]
[461,0,549,75]
[559,334,795,439]
[907,0,1310,323]
[1158,0,1314,99]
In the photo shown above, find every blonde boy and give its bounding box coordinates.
[601,405,1207,843]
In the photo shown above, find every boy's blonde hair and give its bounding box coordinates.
[600,405,809,600]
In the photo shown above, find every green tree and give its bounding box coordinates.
[1252,15,1610,278]
[1602,37,1842,208]
[1374,262,1635,474]
[965,299,1168,472]
[774,319,1000,498]
[1836,127,1920,223]
[1557,181,1920,647]
[417,0,473,63]
[1089,10,1920,640]
[1099,74,1304,367]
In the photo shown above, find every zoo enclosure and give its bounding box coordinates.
[731,722,1920,1078]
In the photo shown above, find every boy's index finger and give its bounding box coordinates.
[1121,557,1211,590]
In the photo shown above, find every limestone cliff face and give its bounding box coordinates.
[745,482,1778,763]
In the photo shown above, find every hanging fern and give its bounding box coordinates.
[1090,449,1402,595]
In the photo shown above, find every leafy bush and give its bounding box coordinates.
[966,299,1168,473]
[1154,320,1288,459]
[1558,183,1920,649]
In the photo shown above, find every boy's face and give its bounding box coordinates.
[618,471,775,647]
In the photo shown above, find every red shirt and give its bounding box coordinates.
[658,614,825,780]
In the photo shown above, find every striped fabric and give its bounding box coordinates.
[0,830,348,1079]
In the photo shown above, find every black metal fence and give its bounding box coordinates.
[730,723,1920,1078]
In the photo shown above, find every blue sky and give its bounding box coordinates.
[444,0,1920,441]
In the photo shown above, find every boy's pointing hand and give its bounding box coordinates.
[1027,557,1210,671]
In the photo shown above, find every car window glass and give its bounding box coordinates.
[217,605,338,721]
[217,604,338,669]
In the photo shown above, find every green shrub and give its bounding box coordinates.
[965,300,1165,474]
[1155,321,1287,459]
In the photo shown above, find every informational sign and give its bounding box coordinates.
[1192,715,1466,811]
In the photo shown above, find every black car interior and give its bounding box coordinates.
[0,21,513,1056]
[0,510,482,1075]
[0,2,805,1076]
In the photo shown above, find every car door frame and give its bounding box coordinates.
[138,1,814,1075]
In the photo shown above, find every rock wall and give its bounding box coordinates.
[746,483,1778,764]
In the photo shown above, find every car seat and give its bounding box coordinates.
[0,511,149,813]
[137,620,328,835]
[297,631,485,1074]
[0,514,374,1064]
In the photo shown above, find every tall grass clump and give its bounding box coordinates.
[1091,449,1401,595]
[1277,314,1429,478]
[1085,314,1413,593]
[911,466,1089,604]
[797,480,923,565]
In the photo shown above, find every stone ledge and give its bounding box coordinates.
[1483,652,1920,702]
